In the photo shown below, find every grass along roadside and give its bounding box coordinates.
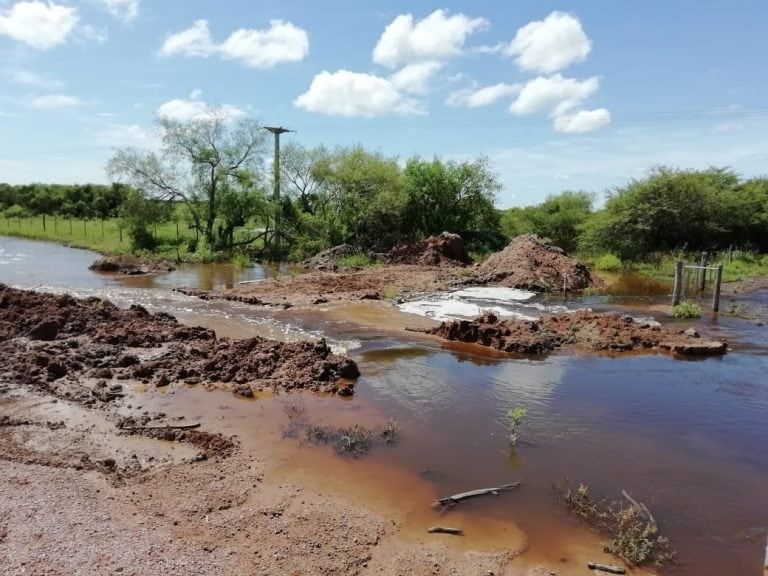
[0,215,261,265]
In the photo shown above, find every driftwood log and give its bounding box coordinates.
[433,482,522,507]
[587,562,626,574]
[427,526,463,535]
[122,423,201,432]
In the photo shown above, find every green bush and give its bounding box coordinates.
[670,300,701,318]
[593,253,622,272]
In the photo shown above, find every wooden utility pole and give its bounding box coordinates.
[264,126,293,256]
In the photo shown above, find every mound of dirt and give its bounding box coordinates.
[472,234,599,291]
[301,244,371,271]
[386,232,471,267]
[89,254,175,275]
[421,311,726,356]
[0,284,359,399]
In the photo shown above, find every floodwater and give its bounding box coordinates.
[2,235,768,575]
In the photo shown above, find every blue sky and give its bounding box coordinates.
[0,0,766,207]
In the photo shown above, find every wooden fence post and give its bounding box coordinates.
[698,252,707,291]
[712,264,723,312]
[672,260,684,306]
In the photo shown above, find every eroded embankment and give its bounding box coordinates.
[418,311,727,356]
[0,283,359,401]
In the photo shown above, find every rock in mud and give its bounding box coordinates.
[472,234,601,291]
[423,311,726,357]
[386,232,471,267]
[29,320,60,341]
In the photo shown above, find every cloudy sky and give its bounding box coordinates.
[0,0,766,207]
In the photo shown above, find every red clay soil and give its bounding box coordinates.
[0,283,359,400]
[181,264,467,307]
[473,234,601,291]
[89,254,175,275]
[420,311,727,356]
[385,232,472,267]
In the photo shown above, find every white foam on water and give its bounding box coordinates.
[397,286,573,322]
[450,286,537,302]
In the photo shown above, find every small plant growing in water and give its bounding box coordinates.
[507,407,526,445]
[670,300,701,319]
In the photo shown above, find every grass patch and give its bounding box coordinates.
[557,481,675,567]
[383,285,400,300]
[670,300,701,318]
[338,253,379,268]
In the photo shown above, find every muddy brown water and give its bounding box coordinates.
[2,235,768,575]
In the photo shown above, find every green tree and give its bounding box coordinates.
[402,156,502,239]
[580,166,741,260]
[107,111,269,251]
[312,145,407,250]
[501,191,593,253]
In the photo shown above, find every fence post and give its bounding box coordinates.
[672,260,684,306]
[42,214,46,231]
[727,244,733,264]
[712,264,723,312]
[698,252,707,291]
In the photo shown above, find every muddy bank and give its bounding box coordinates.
[180,264,468,307]
[418,311,727,356]
[0,284,359,399]
[473,234,601,291]
[89,254,175,275]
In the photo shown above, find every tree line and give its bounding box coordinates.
[2,112,767,263]
[502,167,768,261]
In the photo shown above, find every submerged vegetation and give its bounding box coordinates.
[558,481,676,567]
[302,421,398,456]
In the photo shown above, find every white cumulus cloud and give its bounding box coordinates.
[510,74,599,117]
[503,11,591,74]
[156,98,245,122]
[97,0,139,23]
[373,9,487,68]
[159,19,214,57]
[389,61,443,95]
[160,19,309,68]
[553,108,611,133]
[446,83,521,108]
[0,1,79,50]
[30,93,84,109]
[294,70,422,117]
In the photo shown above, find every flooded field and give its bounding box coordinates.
[2,235,767,575]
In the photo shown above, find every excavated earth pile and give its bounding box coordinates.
[0,283,359,400]
[472,234,600,291]
[385,232,472,267]
[422,311,727,356]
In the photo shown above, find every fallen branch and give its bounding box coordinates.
[433,482,522,506]
[122,423,201,432]
[587,562,626,574]
[621,489,656,526]
[427,526,463,535]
